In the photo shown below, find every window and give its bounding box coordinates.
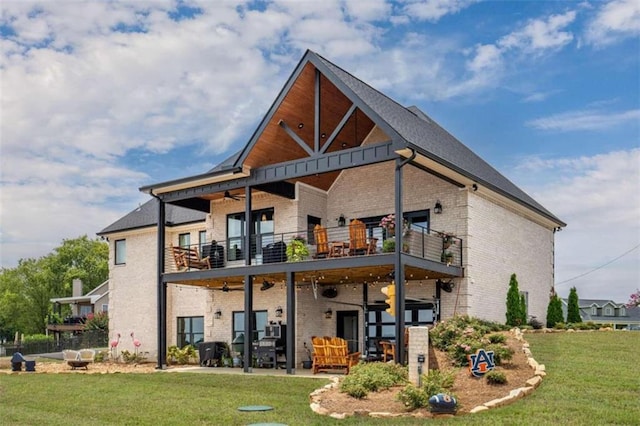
[604,306,613,316]
[232,310,268,342]
[591,307,597,316]
[365,302,436,358]
[360,209,429,251]
[101,304,109,313]
[620,307,626,316]
[199,230,207,253]
[115,239,126,265]
[79,305,93,316]
[177,316,204,347]
[178,233,191,249]
[226,209,274,261]
[307,215,322,244]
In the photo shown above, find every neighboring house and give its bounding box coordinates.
[48,278,110,336]
[100,50,565,371]
[562,298,640,330]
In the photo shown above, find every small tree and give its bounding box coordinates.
[519,293,528,325]
[567,287,582,323]
[505,274,524,326]
[546,295,564,328]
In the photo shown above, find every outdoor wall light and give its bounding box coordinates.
[434,201,443,214]
[275,306,283,317]
[214,309,222,319]
[337,214,346,227]
[324,308,333,319]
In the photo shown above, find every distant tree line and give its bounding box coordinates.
[0,235,108,341]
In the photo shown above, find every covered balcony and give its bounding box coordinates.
[163,223,463,290]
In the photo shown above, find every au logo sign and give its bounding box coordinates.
[467,349,495,377]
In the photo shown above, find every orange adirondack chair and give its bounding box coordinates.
[313,225,330,258]
[349,219,377,255]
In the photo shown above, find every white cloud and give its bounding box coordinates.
[402,0,479,22]
[527,108,640,131]
[513,149,640,302]
[498,11,576,52]
[585,0,640,46]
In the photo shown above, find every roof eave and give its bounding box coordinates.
[397,147,567,228]
[139,166,250,195]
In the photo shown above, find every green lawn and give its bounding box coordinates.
[1,331,638,425]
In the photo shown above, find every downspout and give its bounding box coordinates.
[150,190,167,370]
[394,148,415,365]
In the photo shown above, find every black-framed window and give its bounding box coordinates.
[177,316,204,348]
[115,239,126,265]
[227,209,274,261]
[365,303,436,357]
[178,233,190,249]
[232,310,268,343]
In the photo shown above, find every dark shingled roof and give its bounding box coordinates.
[98,199,206,235]
[313,52,563,225]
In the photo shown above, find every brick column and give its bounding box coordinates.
[407,326,429,386]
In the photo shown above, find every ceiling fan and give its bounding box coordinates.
[223,190,245,201]
[211,282,244,292]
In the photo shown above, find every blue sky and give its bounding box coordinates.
[1,0,638,303]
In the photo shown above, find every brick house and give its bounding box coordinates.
[99,50,565,371]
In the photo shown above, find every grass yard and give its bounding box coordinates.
[1,331,638,425]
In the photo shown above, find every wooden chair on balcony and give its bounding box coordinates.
[349,219,377,255]
[313,225,330,258]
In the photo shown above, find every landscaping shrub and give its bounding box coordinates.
[396,384,428,410]
[488,333,506,344]
[553,322,567,330]
[546,295,564,327]
[397,369,455,410]
[505,274,526,326]
[528,316,544,329]
[430,316,512,366]
[485,370,507,385]
[120,349,147,364]
[167,345,197,365]
[340,362,407,399]
[567,287,582,324]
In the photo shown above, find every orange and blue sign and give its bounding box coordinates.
[467,349,495,377]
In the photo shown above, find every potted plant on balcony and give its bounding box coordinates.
[286,236,309,262]
[441,251,454,264]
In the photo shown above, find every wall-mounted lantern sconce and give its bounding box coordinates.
[337,214,346,227]
[275,306,283,317]
[434,200,443,214]
[324,308,333,319]
[214,309,222,319]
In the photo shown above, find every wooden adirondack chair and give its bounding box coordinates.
[313,225,330,258]
[311,336,361,374]
[349,219,377,255]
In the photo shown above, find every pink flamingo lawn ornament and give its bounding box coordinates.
[130,332,141,356]
[110,333,121,360]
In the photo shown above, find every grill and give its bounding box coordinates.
[253,323,286,368]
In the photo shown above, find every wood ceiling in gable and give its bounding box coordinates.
[244,63,375,191]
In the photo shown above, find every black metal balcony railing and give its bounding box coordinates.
[166,225,462,273]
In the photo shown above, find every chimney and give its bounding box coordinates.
[72,279,83,297]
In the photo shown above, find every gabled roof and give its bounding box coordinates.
[98,199,206,235]
[578,298,624,308]
[140,50,564,226]
[310,52,564,226]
